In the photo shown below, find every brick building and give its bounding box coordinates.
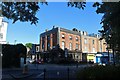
[40,26,107,62]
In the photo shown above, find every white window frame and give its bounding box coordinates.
[84,38,87,44]
[69,42,72,50]
[62,41,65,50]
[62,34,65,39]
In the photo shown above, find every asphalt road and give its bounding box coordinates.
[2,58,91,80]
[2,63,89,80]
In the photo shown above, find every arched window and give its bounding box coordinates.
[84,38,87,44]
[76,37,78,41]
[69,42,72,50]
[76,43,79,50]
[62,41,65,50]
[62,34,65,39]
[69,36,72,40]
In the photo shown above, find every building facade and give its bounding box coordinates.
[40,26,107,62]
[0,17,8,44]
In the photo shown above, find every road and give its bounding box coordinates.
[2,59,92,80]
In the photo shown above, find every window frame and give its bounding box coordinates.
[76,37,78,41]
[62,34,65,39]
[69,35,72,40]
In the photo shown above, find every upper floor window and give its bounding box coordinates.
[92,40,95,44]
[47,35,50,40]
[69,42,72,50]
[36,46,39,52]
[62,34,65,39]
[84,46,88,52]
[69,36,72,40]
[76,43,79,50]
[0,33,3,39]
[84,38,87,44]
[93,47,95,52]
[62,41,65,50]
[42,37,45,49]
[76,37,78,41]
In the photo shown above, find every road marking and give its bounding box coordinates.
[36,72,44,78]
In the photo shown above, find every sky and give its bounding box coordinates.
[5,2,103,45]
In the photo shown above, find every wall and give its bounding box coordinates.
[0,17,8,44]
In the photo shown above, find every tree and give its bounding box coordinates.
[25,43,32,49]
[1,1,86,25]
[16,44,27,64]
[93,2,120,65]
[1,2,47,25]
[2,1,120,58]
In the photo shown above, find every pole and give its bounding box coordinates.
[67,68,69,80]
[108,49,110,64]
[44,68,46,80]
[113,48,115,66]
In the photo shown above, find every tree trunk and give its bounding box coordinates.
[113,49,115,66]
[24,54,26,64]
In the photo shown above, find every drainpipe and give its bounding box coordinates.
[57,27,60,45]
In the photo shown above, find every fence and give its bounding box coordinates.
[2,66,78,80]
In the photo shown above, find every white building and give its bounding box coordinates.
[0,17,8,44]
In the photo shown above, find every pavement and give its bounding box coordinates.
[1,63,92,80]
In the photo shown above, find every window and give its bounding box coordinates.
[0,33,3,39]
[76,37,78,41]
[76,43,79,50]
[62,41,65,50]
[0,27,1,32]
[84,38,87,44]
[69,42,72,50]
[92,40,95,44]
[62,34,65,39]
[42,37,45,49]
[100,43,102,52]
[36,46,39,52]
[47,35,50,50]
[85,46,87,52]
[93,47,95,52]
[69,36,72,40]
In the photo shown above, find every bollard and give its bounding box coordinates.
[44,68,46,80]
[67,68,69,80]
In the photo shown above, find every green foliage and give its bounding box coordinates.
[77,65,120,80]
[25,43,32,49]
[93,2,120,51]
[68,1,86,10]
[2,2,47,25]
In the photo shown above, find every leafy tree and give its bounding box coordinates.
[16,44,27,64]
[67,1,120,65]
[2,1,120,64]
[1,1,86,25]
[25,43,32,49]
[93,2,120,65]
[1,2,47,25]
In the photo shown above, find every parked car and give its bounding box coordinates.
[29,59,35,63]
[29,59,43,64]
